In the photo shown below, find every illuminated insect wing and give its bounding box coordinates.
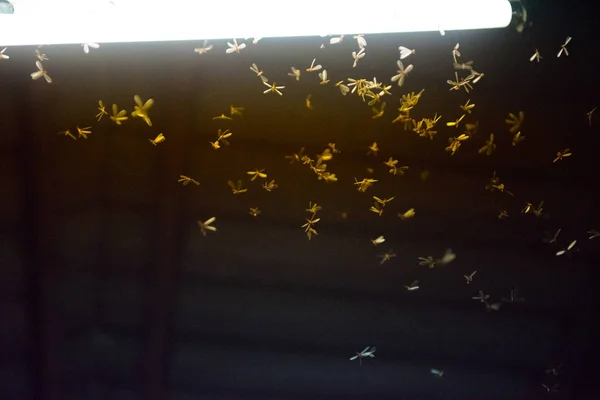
[512,131,525,146]
[398,46,415,60]
[405,280,419,291]
[306,58,322,72]
[556,240,577,256]
[96,100,108,121]
[354,34,367,49]
[335,80,350,95]
[197,217,217,236]
[0,47,9,60]
[352,48,365,67]
[149,133,165,145]
[131,95,154,126]
[82,42,99,53]
[530,49,542,62]
[436,248,456,265]
[557,36,571,57]
[391,60,413,87]
[371,235,385,246]
[318,69,329,84]
[287,67,301,81]
[452,43,461,63]
[398,208,415,220]
[31,61,52,83]
[110,104,128,125]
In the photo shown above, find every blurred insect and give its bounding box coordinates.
[76,126,92,139]
[354,177,378,192]
[501,288,525,303]
[505,111,524,133]
[252,37,262,44]
[263,81,285,95]
[329,35,344,44]
[367,142,379,156]
[216,128,232,145]
[229,105,244,117]
[446,134,469,156]
[247,168,267,181]
[541,383,560,393]
[524,201,544,217]
[57,129,76,140]
[305,94,313,110]
[370,202,384,216]
[530,49,542,62]
[472,290,490,303]
[354,34,367,49]
[227,180,247,194]
[498,210,509,219]
[285,147,306,164]
[31,60,52,83]
[588,229,599,240]
[464,271,477,284]
[373,196,394,206]
[110,104,128,125]
[398,46,415,60]
[453,60,473,70]
[178,175,199,186]
[287,67,301,81]
[405,280,420,291]
[226,38,246,54]
[446,114,465,128]
[197,217,217,236]
[96,100,108,121]
[478,133,496,156]
[306,58,322,72]
[468,70,484,84]
[372,101,386,119]
[398,208,416,220]
[194,40,213,54]
[318,69,330,84]
[131,95,154,126]
[418,256,436,268]
[545,364,564,376]
[249,207,261,217]
[210,140,221,150]
[430,369,444,377]
[262,180,278,191]
[82,42,99,53]
[328,143,341,154]
[436,249,456,265]
[557,36,571,57]
[371,235,385,246]
[452,43,461,63]
[512,131,525,146]
[352,48,365,68]
[350,346,376,366]
[460,100,475,114]
[306,202,322,214]
[302,214,320,241]
[149,133,165,146]
[0,47,9,60]
[212,113,232,121]
[556,240,577,256]
[587,106,598,127]
[391,60,413,87]
[250,63,267,82]
[485,301,502,312]
[543,228,561,244]
[335,80,350,95]
[378,250,396,265]
[35,49,48,61]
[553,148,572,162]
[447,72,472,93]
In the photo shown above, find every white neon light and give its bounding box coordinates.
[0,0,512,47]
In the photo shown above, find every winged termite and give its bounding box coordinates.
[371,101,386,119]
[354,177,378,192]
[543,229,561,244]
[285,147,306,164]
[367,142,379,156]
[371,235,385,246]
[318,69,330,84]
[262,180,278,191]
[335,80,350,95]
[418,256,436,268]
[353,34,367,49]
[96,100,108,121]
[148,133,165,145]
[398,208,415,220]
[0,47,9,60]
[226,38,246,54]
[446,114,465,128]
[373,196,394,206]
[405,280,419,291]
[197,217,217,236]
[541,383,560,393]
[302,214,320,241]
[227,180,247,194]
[31,60,52,83]
[249,207,261,217]
[304,94,313,110]
[453,60,473,70]
[212,113,232,121]
[545,364,564,376]
[472,290,489,303]
[436,249,456,265]
[501,288,525,303]
[230,105,244,117]
[553,148,572,162]
[512,131,525,146]
[263,81,285,95]
[76,126,92,139]
[329,35,344,44]
[485,301,502,312]
[287,67,301,81]
[350,346,376,366]
[452,43,461,63]
[587,106,598,127]
[498,210,509,219]
[194,40,213,54]
[378,250,396,265]
[328,143,341,154]
[445,134,470,156]
[110,104,128,125]
[35,49,48,61]
[82,42,99,53]
[369,202,384,216]
[391,60,413,87]
[588,229,599,240]
[398,46,415,60]
[210,140,221,150]
[460,100,475,114]
[216,128,232,146]
[306,202,322,214]
[478,133,496,156]
[430,369,444,377]
[352,48,365,68]
[57,129,76,140]
[247,168,267,181]
[131,95,154,126]
[530,49,542,62]
[505,111,524,133]
[306,58,322,72]
[178,175,199,186]
[557,36,571,58]
[468,70,484,84]
[556,239,577,256]
[464,271,477,284]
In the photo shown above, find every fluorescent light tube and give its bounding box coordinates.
[0,0,512,47]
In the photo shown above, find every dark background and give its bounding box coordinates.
[1,0,600,399]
